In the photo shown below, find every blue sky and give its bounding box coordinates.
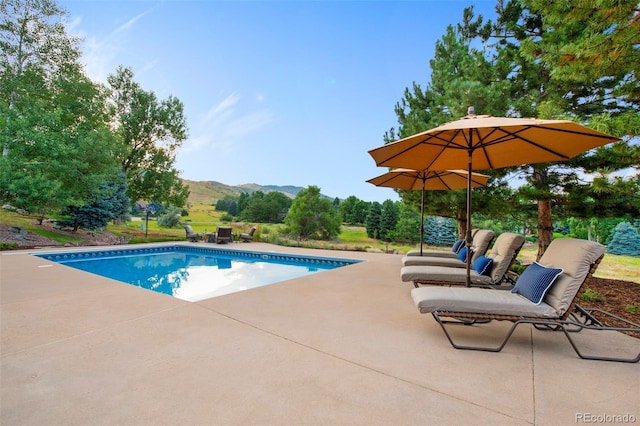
[62,0,497,202]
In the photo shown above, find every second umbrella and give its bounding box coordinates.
[366,169,490,255]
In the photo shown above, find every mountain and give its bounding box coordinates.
[182,179,332,204]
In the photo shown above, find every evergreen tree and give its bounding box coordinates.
[61,178,130,231]
[341,196,371,225]
[460,0,640,258]
[380,200,399,241]
[237,192,250,217]
[365,202,382,239]
[607,222,640,256]
[385,24,517,237]
[387,203,420,243]
[339,196,359,224]
[423,216,457,246]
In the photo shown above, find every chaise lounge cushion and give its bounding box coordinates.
[486,233,526,284]
[400,233,525,286]
[403,255,473,268]
[401,265,494,286]
[539,238,606,316]
[411,286,559,318]
[402,229,496,266]
[511,262,563,304]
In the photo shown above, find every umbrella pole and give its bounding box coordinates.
[466,151,473,287]
[420,179,425,255]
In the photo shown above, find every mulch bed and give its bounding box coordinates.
[577,277,640,338]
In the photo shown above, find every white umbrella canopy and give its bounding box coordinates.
[366,169,490,255]
[368,111,619,285]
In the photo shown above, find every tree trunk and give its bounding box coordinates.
[456,207,467,239]
[537,199,553,260]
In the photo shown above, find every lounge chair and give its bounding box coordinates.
[403,229,496,267]
[401,232,525,288]
[239,226,256,242]
[212,226,233,244]
[411,238,640,363]
[405,229,480,258]
[184,225,203,242]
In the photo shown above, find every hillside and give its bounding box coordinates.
[183,179,314,204]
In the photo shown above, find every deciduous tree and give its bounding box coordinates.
[106,66,189,207]
[0,0,118,220]
[285,185,341,240]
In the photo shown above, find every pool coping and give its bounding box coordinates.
[35,243,362,267]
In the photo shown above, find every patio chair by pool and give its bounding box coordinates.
[410,238,640,363]
[184,225,203,242]
[401,232,525,288]
[239,227,256,242]
[212,226,233,244]
[403,229,495,267]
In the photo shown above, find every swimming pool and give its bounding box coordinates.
[36,245,360,301]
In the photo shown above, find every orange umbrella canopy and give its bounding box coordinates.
[367,113,618,285]
[368,114,619,171]
[366,169,490,191]
[366,169,490,256]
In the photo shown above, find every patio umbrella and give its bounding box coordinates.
[366,169,490,255]
[368,110,619,285]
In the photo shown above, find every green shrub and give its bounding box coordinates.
[157,206,182,228]
[510,263,526,275]
[580,288,604,302]
[220,213,234,222]
[0,242,18,250]
[626,303,640,315]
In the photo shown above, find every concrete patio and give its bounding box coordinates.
[1,242,638,425]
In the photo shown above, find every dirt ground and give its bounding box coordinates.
[1,223,638,336]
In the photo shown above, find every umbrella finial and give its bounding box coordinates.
[467,106,475,116]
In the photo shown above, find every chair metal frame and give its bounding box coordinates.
[427,255,640,363]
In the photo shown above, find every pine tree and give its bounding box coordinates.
[459,1,639,258]
[607,222,640,257]
[365,202,382,239]
[422,216,456,246]
[380,200,399,241]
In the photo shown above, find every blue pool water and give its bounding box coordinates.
[37,246,360,301]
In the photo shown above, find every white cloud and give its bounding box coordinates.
[66,16,82,33]
[204,92,240,122]
[114,11,149,34]
[71,8,154,83]
[182,93,275,153]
